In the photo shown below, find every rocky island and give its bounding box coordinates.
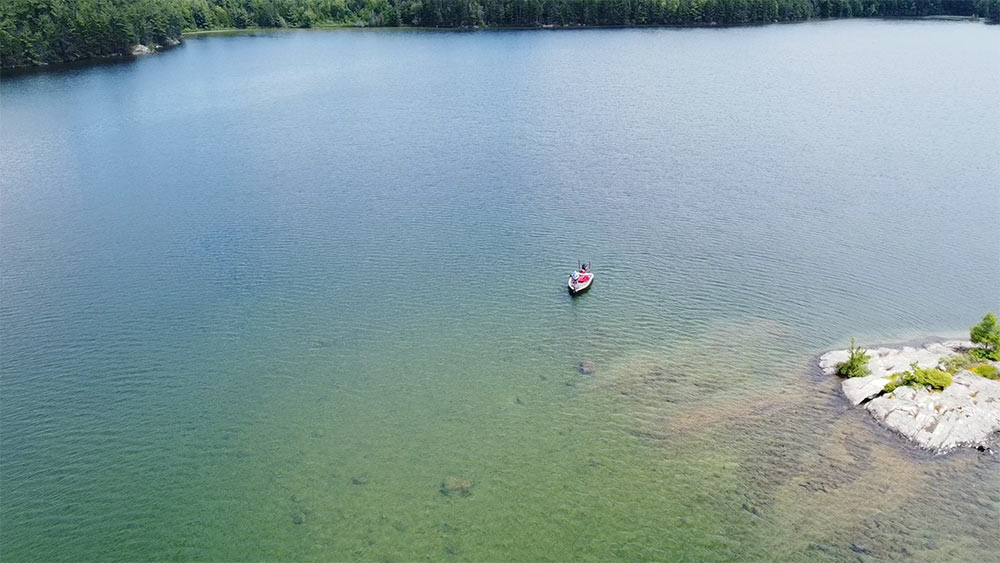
[820,336,1000,454]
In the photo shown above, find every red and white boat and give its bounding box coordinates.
[568,262,593,295]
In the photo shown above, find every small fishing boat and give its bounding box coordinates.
[568,262,593,295]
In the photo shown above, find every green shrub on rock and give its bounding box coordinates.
[884,363,953,393]
[971,364,999,380]
[939,353,978,374]
[836,338,871,378]
[970,312,1000,361]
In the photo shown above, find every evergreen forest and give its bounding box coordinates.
[2,0,997,68]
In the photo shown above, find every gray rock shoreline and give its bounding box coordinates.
[130,39,181,57]
[820,341,1000,453]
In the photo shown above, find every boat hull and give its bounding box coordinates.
[568,275,594,295]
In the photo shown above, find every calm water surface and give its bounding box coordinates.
[2,20,999,562]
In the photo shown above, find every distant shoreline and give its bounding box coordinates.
[179,15,986,37]
[4,16,989,73]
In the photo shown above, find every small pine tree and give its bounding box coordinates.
[970,312,1000,361]
[836,338,871,378]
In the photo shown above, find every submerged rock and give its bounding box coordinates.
[850,542,873,555]
[820,341,1000,453]
[440,476,472,497]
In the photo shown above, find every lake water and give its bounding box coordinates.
[2,20,998,561]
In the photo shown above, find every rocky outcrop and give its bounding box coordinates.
[867,373,1000,451]
[820,341,1000,453]
[130,39,181,57]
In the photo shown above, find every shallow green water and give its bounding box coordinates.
[2,20,999,561]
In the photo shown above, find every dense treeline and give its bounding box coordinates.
[2,0,997,68]
[2,1,184,67]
